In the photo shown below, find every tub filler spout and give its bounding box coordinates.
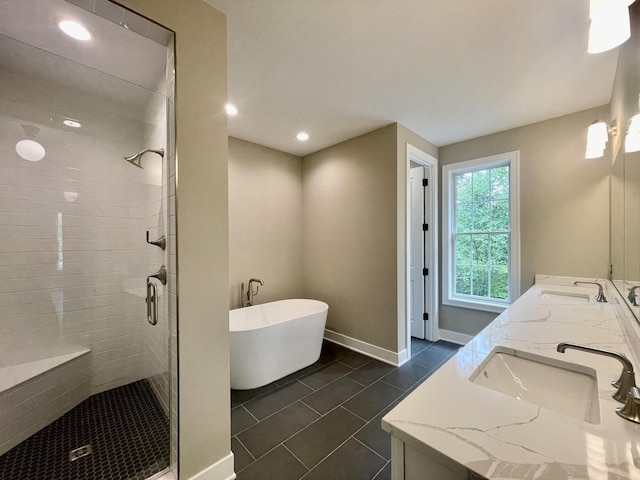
[241,278,264,307]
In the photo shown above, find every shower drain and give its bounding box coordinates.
[69,445,93,462]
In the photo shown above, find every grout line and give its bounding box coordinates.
[233,383,280,407]
[341,405,368,423]
[282,443,310,472]
[298,434,356,479]
[300,377,367,416]
[352,436,389,463]
[237,414,318,467]
[231,437,256,474]
[234,435,257,462]
[336,357,373,370]
[242,404,260,424]
[243,397,311,425]
[297,378,319,391]
[300,400,323,417]
[236,398,339,463]
[347,376,368,388]
[372,460,391,479]
[379,372,430,392]
[298,365,354,390]
[241,380,308,415]
[238,359,363,427]
[244,403,367,470]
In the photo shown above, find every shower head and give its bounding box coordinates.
[123,148,164,169]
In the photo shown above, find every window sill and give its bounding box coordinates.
[442,297,509,314]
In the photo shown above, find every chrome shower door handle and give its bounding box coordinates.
[146,278,158,325]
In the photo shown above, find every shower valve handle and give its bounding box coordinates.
[146,231,166,250]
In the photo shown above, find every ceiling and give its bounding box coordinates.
[0,0,168,113]
[207,0,619,157]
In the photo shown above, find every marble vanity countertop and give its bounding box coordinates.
[382,276,640,480]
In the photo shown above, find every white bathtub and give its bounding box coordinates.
[230,299,328,390]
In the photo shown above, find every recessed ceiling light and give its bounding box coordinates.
[296,132,309,141]
[16,139,46,162]
[58,20,92,41]
[225,103,238,116]
[63,119,82,128]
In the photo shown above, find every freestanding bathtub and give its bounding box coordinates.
[230,299,329,390]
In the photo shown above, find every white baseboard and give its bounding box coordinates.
[324,330,404,366]
[438,329,473,346]
[188,452,235,480]
[396,348,410,366]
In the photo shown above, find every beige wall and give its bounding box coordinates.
[302,124,399,351]
[439,106,611,336]
[229,137,303,308]
[116,1,230,479]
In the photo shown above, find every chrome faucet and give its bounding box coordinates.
[617,387,640,424]
[628,286,640,306]
[241,278,264,307]
[557,342,635,403]
[573,281,607,303]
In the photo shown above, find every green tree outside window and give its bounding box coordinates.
[454,165,510,301]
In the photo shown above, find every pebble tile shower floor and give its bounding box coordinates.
[231,338,459,480]
[0,379,170,480]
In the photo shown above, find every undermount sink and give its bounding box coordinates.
[538,289,591,303]
[470,347,600,424]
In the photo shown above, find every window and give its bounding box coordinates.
[442,151,520,313]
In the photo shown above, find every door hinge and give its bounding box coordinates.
[423,312,429,321]
[422,178,428,187]
[422,223,428,231]
[423,268,429,276]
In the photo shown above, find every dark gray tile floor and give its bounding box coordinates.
[231,338,459,480]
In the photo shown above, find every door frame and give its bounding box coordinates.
[399,143,439,362]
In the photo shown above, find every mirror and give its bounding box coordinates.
[611,149,625,294]
[610,3,640,320]
[624,149,640,309]
[612,148,640,317]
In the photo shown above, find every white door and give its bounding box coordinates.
[410,166,427,339]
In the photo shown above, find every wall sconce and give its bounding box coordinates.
[625,114,640,152]
[588,0,633,54]
[586,120,616,158]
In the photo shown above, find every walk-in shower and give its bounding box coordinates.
[0,1,177,479]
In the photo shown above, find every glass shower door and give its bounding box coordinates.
[0,2,176,478]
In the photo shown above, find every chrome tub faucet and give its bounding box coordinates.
[241,278,264,307]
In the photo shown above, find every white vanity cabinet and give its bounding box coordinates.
[390,437,485,480]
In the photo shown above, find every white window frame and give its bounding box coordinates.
[442,151,520,313]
